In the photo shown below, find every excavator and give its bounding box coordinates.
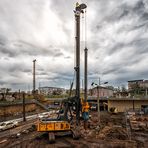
[37,2,89,143]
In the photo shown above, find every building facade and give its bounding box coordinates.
[90,86,113,98]
[128,79,148,90]
[128,79,148,96]
[108,98,148,112]
[39,87,66,96]
[128,80,143,91]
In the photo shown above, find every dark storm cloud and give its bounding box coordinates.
[88,0,148,81]
[0,35,7,44]
[38,72,48,76]
[0,46,16,57]
[132,22,148,30]
[133,1,145,13]
[132,1,148,22]
[54,52,64,57]
[22,69,31,73]
[3,62,31,74]
[119,10,129,19]
[93,0,148,28]
[51,73,75,83]
[107,37,148,55]
[141,12,148,20]
[0,38,64,58]
[1,0,148,90]
[102,68,120,75]
[36,71,74,89]
[0,80,5,85]
[64,56,71,59]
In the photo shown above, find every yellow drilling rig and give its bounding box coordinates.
[37,2,89,143]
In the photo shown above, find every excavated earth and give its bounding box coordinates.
[0,111,147,148]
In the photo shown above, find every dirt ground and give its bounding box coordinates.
[0,111,147,148]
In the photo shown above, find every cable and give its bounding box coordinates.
[72,71,76,85]
[70,71,76,97]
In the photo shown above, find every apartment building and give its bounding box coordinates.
[39,86,66,95]
[90,86,113,98]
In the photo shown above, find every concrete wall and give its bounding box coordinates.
[0,103,36,116]
[108,100,148,112]
[92,87,113,97]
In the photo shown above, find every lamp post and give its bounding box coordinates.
[91,81,108,123]
[23,92,26,122]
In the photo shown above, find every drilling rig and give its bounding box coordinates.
[37,3,89,143]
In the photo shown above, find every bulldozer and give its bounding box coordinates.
[37,2,89,143]
[109,107,118,114]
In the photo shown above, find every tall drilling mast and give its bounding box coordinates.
[74,3,87,124]
[84,47,88,103]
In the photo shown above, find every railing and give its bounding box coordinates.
[32,99,49,111]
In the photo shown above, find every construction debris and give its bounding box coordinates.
[0,111,147,148]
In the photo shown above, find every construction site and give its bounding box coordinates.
[0,109,148,147]
[0,1,148,148]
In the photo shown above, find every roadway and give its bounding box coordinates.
[0,110,58,139]
[0,118,37,139]
[0,110,57,124]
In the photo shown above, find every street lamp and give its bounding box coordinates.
[91,81,108,123]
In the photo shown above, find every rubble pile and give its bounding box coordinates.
[1,111,144,147]
[98,126,128,140]
[80,111,129,142]
[105,127,128,140]
[129,115,148,131]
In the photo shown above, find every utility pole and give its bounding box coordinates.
[33,59,36,95]
[39,82,41,94]
[81,79,84,94]
[99,77,101,85]
[98,77,101,122]
[19,89,20,99]
[97,85,100,122]
[92,81,108,123]
[23,92,26,122]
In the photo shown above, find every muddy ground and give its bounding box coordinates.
[0,111,147,148]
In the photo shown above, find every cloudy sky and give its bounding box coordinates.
[0,0,148,91]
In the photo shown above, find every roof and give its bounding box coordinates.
[39,86,65,89]
[128,79,143,82]
[108,97,148,101]
[91,86,113,90]
[87,96,148,101]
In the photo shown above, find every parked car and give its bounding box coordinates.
[38,112,50,119]
[0,121,18,131]
[0,123,6,131]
